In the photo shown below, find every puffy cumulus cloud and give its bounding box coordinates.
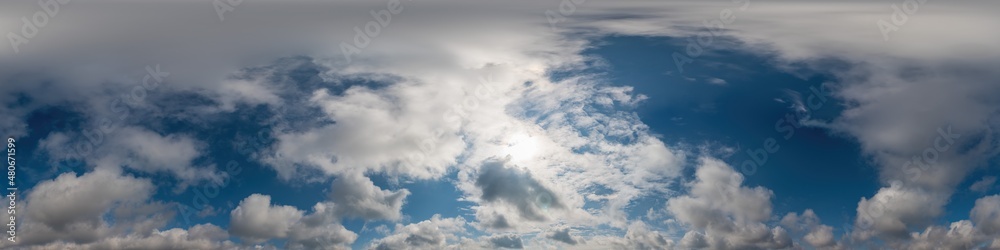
[848,124,998,242]
[286,202,358,250]
[889,195,1000,249]
[40,127,223,190]
[666,157,791,249]
[971,195,1000,236]
[781,210,842,249]
[852,182,946,240]
[229,194,305,243]
[679,231,708,249]
[804,226,836,249]
[545,227,579,245]
[0,168,238,249]
[570,221,676,249]
[488,234,524,249]
[622,222,677,250]
[8,168,172,248]
[329,173,410,221]
[367,215,467,250]
[229,194,357,249]
[23,224,238,250]
[905,220,979,250]
[23,168,154,234]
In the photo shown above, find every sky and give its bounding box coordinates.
[1,0,999,249]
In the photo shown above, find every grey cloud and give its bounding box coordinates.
[487,215,512,229]
[489,234,523,249]
[545,227,578,245]
[679,231,708,248]
[20,224,238,250]
[329,173,410,221]
[367,215,466,250]
[623,222,676,250]
[286,202,358,250]
[476,158,565,222]
[781,209,841,249]
[548,222,676,249]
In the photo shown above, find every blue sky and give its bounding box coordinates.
[2,0,1000,249]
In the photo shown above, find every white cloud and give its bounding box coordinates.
[853,182,947,240]
[666,157,791,249]
[40,127,223,190]
[0,168,238,249]
[229,194,357,249]
[229,194,305,243]
[367,215,467,250]
[24,168,154,234]
[971,195,1000,236]
[781,209,841,249]
[906,220,979,250]
[590,221,677,250]
[970,176,997,192]
[804,225,836,248]
[3,0,999,248]
[329,173,410,221]
[894,195,1000,249]
[24,224,238,250]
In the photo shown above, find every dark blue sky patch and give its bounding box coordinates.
[582,35,879,234]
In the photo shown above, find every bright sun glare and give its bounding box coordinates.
[502,134,540,163]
